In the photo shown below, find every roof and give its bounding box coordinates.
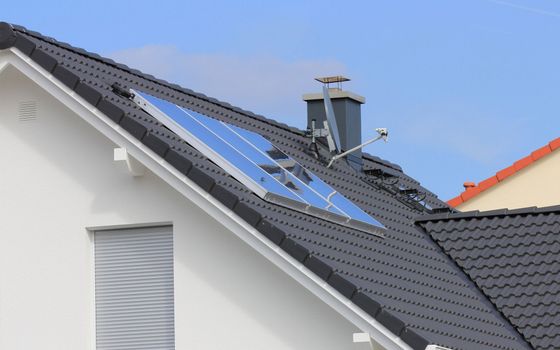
[448,138,560,207]
[0,22,532,350]
[417,205,560,350]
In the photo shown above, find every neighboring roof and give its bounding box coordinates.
[0,22,532,350]
[448,138,560,207]
[417,205,560,350]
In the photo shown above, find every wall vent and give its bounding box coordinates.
[18,101,37,122]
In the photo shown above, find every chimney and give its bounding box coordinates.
[303,76,366,169]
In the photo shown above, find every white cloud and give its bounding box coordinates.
[107,45,347,128]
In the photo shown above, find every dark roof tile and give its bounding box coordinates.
[280,238,310,263]
[256,220,286,245]
[210,184,239,209]
[376,308,406,337]
[535,204,560,213]
[30,48,57,72]
[119,114,147,140]
[304,256,333,280]
[164,149,193,175]
[142,132,170,158]
[418,207,560,350]
[351,292,381,317]
[188,166,216,193]
[6,23,532,350]
[75,81,102,106]
[0,22,17,49]
[400,327,430,350]
[97,99,125,123]
[52,65,80,89]
[14,33,36,55]
[327,273,357,299]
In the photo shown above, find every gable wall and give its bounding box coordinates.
[0,62,361,350]
[457,151,560,211]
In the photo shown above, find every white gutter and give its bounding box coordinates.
[1,47,414,350]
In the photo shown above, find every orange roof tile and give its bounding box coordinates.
[496,165,516,181]
[478,176,498,191]
[447,137,560,207]
[513,155,533,171]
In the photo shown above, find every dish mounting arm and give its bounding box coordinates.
[327,128,388,168]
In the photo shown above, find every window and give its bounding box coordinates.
[94,225,175,350]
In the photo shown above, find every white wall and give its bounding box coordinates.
[0,64,360,350]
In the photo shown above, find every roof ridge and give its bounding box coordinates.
[7,22,403,173]
[447,137,560,207]
[416,204,560,223]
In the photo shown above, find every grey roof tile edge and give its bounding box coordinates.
[416,204,560,224]
[3,22,410,172]
[0,22,16,49]
[0,23,433,350]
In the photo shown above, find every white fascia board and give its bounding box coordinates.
[0,57,10,75]
[1,47,413,350]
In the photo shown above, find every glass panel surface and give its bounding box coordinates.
[139,93,304,203]
[330,193,384,227]
[228,126,338,196]
[185,112,336,211]
[227,125,382,222]
[137,91,385,231]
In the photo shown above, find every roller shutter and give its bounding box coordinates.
[94,226,175,350]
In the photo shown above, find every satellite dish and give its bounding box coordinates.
[304,77,388,168]
[322,85,341,152]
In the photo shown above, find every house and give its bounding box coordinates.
[448,138,560,211]
[417,205,560,350]
[0,22,537,350]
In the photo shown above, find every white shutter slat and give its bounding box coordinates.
[95,226,175,350]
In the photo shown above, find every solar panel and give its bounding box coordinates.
[187,111,343,215]
[227,124,384,228]
[133,91,385,236]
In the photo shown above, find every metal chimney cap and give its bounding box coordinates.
[314,76,350,84]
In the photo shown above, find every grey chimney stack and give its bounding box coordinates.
[303,76,366,169]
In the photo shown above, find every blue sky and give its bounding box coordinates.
[5,0,560,200]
